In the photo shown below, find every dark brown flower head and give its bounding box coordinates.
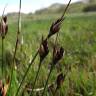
[3,16,7,23]
[0,80,2,91]
[0,77,9,96]
[0,15,8,39]
[39,37,49,62]
[56,73,65,89]
[48,18,64,38]
[53,46,64,65]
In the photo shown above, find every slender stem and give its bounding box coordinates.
[0,3,7,78]
[61,0,71,19]
[30,61,42,96]
[2,38,4,77]
[8,38,19,95]
[41,64,54,96]
[15,51,38,96]
[53,2,71,93]
[8,0,21,95]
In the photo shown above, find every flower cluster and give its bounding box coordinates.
[0,78,10,96]
[0,16,8,39]
[53,46,64,65]
[39,38,49,62]
[48,18,64,38]
[56,73,65,89]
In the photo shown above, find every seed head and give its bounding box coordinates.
[0,80,2,91]
[48,18,64,38]
[3,16,7,23]
[0,16,8,39]
[56,73,65,89]
[53,46,64,65]
[39,37,49,62]
[0,77,10,96]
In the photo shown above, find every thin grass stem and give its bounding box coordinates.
[8,0,22,95]
[41,64,54,96]
[0,4,7,78]
[30,61,42,96]
[2,37,4,77]
[61,0,71,19]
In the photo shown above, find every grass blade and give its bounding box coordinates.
[41,64,54,96]
[30,61,42,96]
[2,37,4,76]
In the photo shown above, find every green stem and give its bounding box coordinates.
[8,38,19,96]
[30,61,42,96]
[61,0,71,19]
[7,0,21,95]
[2,38,4,77]
[41,64,54,96]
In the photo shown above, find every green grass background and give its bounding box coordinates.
[0,12,96,96]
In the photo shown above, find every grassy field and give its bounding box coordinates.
[0,12,96,96]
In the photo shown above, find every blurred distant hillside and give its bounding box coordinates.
[35,0,96,14]
[6,0,96,20]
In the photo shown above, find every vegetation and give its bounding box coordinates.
[0,0,96,96]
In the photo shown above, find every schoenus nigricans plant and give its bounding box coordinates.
[15,0,71,96]
[29,38,64,96]
[41,0,71,95]
[16,13,64,96]
[0,5,8,78]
